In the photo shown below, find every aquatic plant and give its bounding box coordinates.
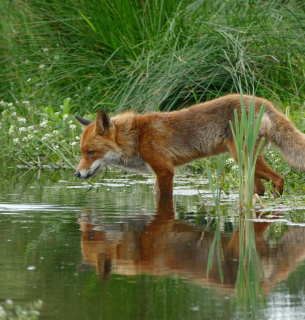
[236,212,265,315]
[229,92,265,210]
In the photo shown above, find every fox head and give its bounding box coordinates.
[74,109,121,179]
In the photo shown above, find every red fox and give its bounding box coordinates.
[75,94,305,196]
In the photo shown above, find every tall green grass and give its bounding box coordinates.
[230,92,265,209]
[1,0,305,114]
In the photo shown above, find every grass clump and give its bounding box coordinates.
[1,0,305,113]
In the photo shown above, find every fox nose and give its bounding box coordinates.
[75,171,81,178]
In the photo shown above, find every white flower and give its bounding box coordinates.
[52,130,59,135]
[40,119,48,127]
[22,136,29,141]
[0,100,5,106]
[39,64,46,69]
[87,86,91,91]
[63,114,69,120]
[55,111,60,115]
[71,141,78,146]
[28,125,34,130]
[0,306,6,317]
[22,101,30,105]
[42,48,49,53]
[27,78,31,82]
[11,112,16,116]
[19,127,27,133]
[69,124,77,130]
[18,117,26,124]
[7,102,13,107]
[75,136,80,140]
[13,138,19,144]
[54,55,60,60]
[28,134,34,140]
[9,125,14,134]
[41,133,52,141]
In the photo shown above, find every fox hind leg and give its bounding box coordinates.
[254,177,266,196]
[254,155,284,198]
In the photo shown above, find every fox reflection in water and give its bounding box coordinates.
[78,196,305,291]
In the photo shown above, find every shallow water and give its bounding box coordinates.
[0,167,305,319]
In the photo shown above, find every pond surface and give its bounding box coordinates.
[1,167,305,319]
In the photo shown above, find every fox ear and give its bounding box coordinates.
[96,109,112,135]
[75,115,93,127]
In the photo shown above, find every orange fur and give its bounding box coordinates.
[75,94,305,196]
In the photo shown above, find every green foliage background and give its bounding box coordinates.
[1,0,305,181]
[1,0,305,112]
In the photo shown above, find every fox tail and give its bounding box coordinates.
[268,110,305,172]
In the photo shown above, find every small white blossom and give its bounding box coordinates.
[52,130,59,135]
[28,125,34,130]
[24,59,30,64]
[75,136,80,140]
[0,100,5,106]
[9,125,14,134]
[11,112,16,116]
[22,101,30,105]
[70,124,77,130]
[55,111,60,115]
[42,48,49,53]
[22,136,29,141]
[0,306,6,317]
[28,134,34,140]
[39,64,46,69]
[54,55,60,60]
[13,138,20,144]
[18,117,27,124]
[87,86,91,91]
[27,78,31,82]
[40,119,48,127]
[71,141,78,146]
[7,102,13,107]
[63,114,69,120]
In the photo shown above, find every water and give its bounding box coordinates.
[0,167,305,319]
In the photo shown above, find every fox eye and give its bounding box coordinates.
[87,151,95,156]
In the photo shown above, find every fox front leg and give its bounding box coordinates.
[153,168,175,195]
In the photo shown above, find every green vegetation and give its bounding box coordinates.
[1,0,305,192]
[229,93,265,209]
